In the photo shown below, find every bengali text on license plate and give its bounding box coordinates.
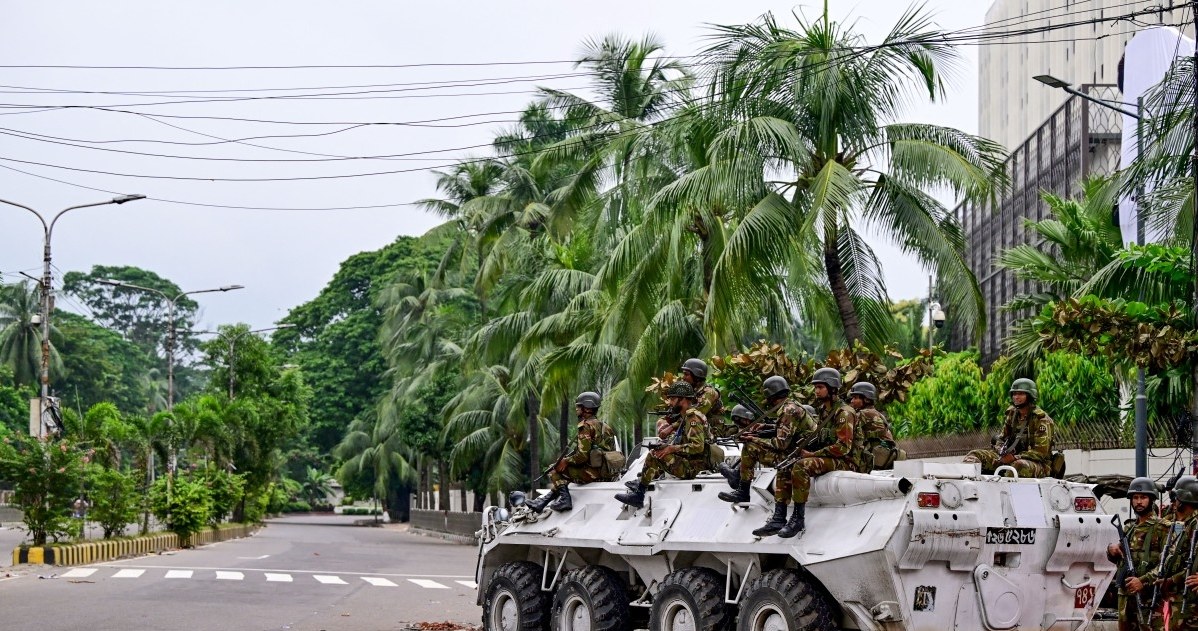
[985,527,1037,545]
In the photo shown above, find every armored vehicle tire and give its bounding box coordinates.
[550,565,630,631]
[483,561,550,631]
[649,568,733,631]
[737,569,832,631]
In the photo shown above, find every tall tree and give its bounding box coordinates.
[0,281,60,387]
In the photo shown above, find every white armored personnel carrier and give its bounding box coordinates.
[475,455,1117,631]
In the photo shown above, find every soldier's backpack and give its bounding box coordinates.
[597,450,627,480]
[872,439,899,470]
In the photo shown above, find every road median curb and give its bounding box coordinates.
[10,523,260,566]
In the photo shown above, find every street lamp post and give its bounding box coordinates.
[1034,74,1149,477]
[0,194,145,437]
[94,280,243,472]
[196,325,295,399]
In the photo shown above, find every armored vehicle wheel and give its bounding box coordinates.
[550,565,630,631]
[649,568,733,631]
[483,561,549,631]
[737,569,832,631]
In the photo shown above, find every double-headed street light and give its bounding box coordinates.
[0,194,145,437]
[196,324,296,399]
[1034,74,1150,477]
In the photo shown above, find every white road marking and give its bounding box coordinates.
[237,555,270,560]
[61,569,97,578]
[164,570,193,579]
[409,579,449,589]
[112,569,144,579]
[215,571,244,581]
[96,564,472,579]
[456,580,478,589]
[361,577,397,587]
[313,575,347,585]
[264,573,293,582]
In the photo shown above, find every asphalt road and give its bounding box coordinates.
[0,515,483,631]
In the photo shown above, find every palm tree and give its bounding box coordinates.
[0,282,61,386]
[676,7,1005,349]
[334,409,417,522]
[300,466,335,506]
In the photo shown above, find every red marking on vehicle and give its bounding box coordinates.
[1075,585,1096,609]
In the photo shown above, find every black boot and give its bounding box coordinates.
[752,503,788,537]
[525,488,558,513]
[624,479,641,491]
[776,502,806,538]
[549,485,572,512]
[717,480,751,503]
[718,462,741,489]
[615,482,647,508]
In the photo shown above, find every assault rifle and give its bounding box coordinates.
[1183,523,1198,614]
[1112,515,1147,627]
[1150,522,1186,616]
[532,445,576,485]
[997,431,1025,464]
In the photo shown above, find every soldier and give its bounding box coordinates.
[962,378,1054,477]
[847,382,897,473]
[777,367,858,539]
[527,392,617,513]
[1164,478,1198,629]
[718,378,814,538]
[615,382,709,509]
[658,359,725,439]
[717,404,762,483]
[1163,474,1195,522]
[1106,477,1173,631]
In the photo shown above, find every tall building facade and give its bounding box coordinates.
[980,0,1187,151]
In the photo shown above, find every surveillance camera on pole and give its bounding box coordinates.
[931,302,946,329]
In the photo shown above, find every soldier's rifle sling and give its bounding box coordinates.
[1150,522,1185,616]
[1113,515,1147,627]
[1183,523,1198,614]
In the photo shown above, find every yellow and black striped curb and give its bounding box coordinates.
[11,524,259,566]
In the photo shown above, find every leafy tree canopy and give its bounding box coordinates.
[63,265,199,358]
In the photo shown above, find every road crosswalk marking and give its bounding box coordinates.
[456,580,478,589]
[215,571,244,581]
[313,575,347,585]
[408,579,449,589]
[264,573,292,582]
[164,570,192,579]
[360,577,396,587]
[62,569,97,578]
[112,569,144,578]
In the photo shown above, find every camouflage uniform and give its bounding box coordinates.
[694,382,728,438]
[1155,514,1198,631]
[549,418,617,490]
[638,408,709,483]
[852,406,895,473]
[790,402,857,504]
[1109,514,1176,631]
[739,399,814,503]
[964,406,1054,477]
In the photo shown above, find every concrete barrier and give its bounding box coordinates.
[410,509,481,541]
[10,523,259,566]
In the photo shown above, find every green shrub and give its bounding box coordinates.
[203,468,245,525]
[88,467,140,539]
[340,496,355,506]
[150,475,212,545]
[341,506,382,516]
[0,435,87,545]
[890,352,988,438]
[1034,351,1120,427]
[283,500,311,513]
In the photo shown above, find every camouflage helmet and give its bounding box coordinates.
[849,382,877,402]
[811,367,842,390]
[1176,477,1198,505]
[762,376,790,399]
[574,391,601,410]
[680,358,708,380]
[801,404,817,417]
[1127,476,1159,501]
[1009,378,1038,401]
[729,404,755,423]
[665,381,698,400]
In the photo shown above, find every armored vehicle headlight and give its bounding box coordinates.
[916,492,941,508]
[1073,497,1097,512]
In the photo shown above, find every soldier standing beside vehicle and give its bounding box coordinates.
[963,378,1054,477]
[718,377,814,538]
[847,382,897,472]
[615,382,708,509]
[527,391,617,513]
[776,367,858,539]
[1107,477,1173,631]
[1152,477,1198,630]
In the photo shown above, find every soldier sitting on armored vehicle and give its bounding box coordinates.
[847,381,898,473]
[527,391,619,514]
[963,378,1054,477]
[1106,476,1173,631]
[656,358,725,439]
[715,378,812,534]
[615,382,709,509]
[774,367,859,538]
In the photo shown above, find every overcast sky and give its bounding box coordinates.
[0,1,988,331]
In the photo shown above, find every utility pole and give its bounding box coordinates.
[1135,96,1149,479]
[1191,0,1198,474]
[0,194,144,437]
